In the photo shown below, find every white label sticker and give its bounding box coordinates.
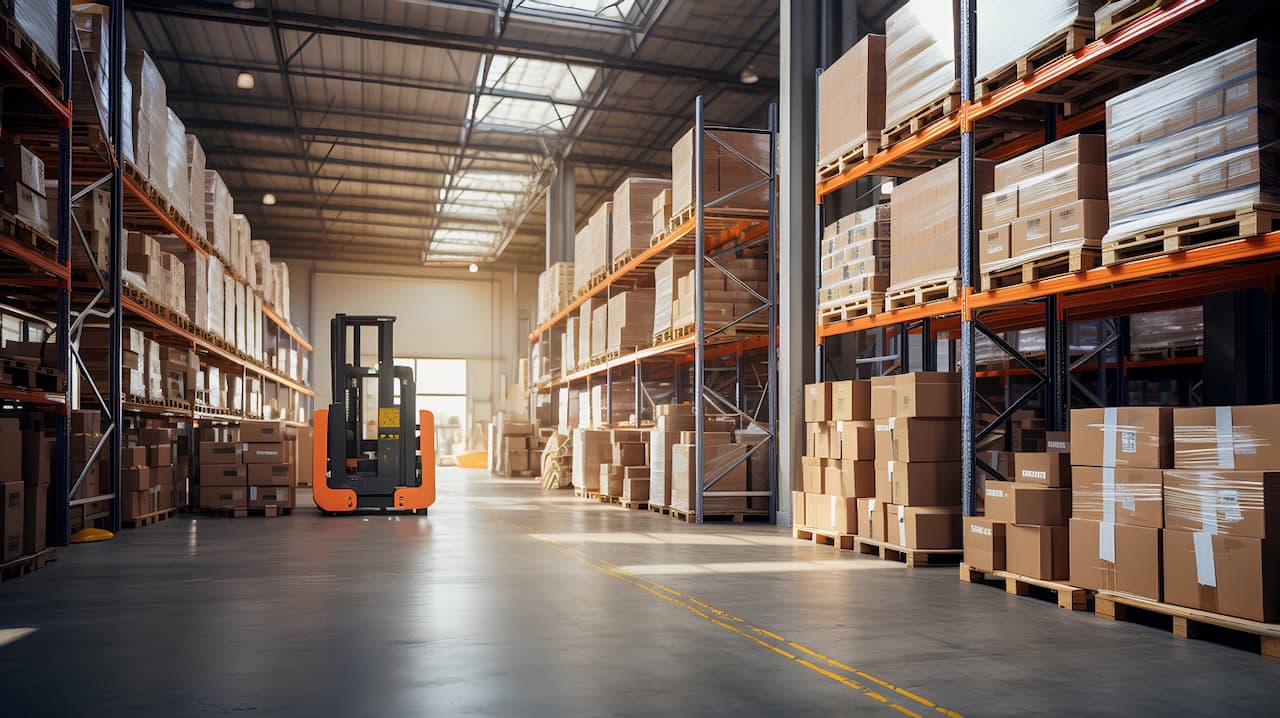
[986,487,1005,498]
[1120,430,1137,454]
[1218,489,1243,523]
[971,524,991,537]
[867,498,876,519]
[1118,486,1137,513]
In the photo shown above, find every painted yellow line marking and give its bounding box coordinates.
[486,511,964,717]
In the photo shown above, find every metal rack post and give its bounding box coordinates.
[107,0,124,532]
[693,95,706,523]
[53,0,73,545]
[959,0,977,517]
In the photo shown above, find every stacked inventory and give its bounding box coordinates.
[119,427,182,521]
[975,1,1099,90]
[881,0,958,143]
[818,205,890,323]
[649,404,697,509]
[669,431,755,517]
[651,256,695,342]
[796,380,875,536]
[652,188,673,237]
[537,262,575,325]
[1,143,50,234]
[671,257,770,335]
[670,127,771,217]
[197,421,296,513]
[599,428,648,500]
[606,289,655,356]
[68,410,108,531]
[611,178,671,266]
[572,428,612,494]
[1103,40,1279,263]
[0,418,54,561]
[976,445,1073,580]
[817,33,886,171]
[573,203,611,294]
[491,416,536,477]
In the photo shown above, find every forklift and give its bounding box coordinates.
[312,314,436,513]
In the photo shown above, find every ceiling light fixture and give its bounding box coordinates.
[739,66,760,85]
[880,180,895,196]
[468,263,479,273]
[262,193,277,206]
[232,0,256,8]
[236,71,256,90]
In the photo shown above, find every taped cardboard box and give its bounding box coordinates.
[1070,406,1173,468]
[825,460,875,498]
[804,382,832,422]
[1161,470,1279,538]
[964,518,1007,572]
[895,372,960,418]
[888,504,961,549]
[804,493,857,533]
[1172,405,1280,469]
[838,420,876,461]
[830,380,872,421]
[1071,466,1163,528]
[818,33,887,166]
[875,418,963,463]
[1014,452,1072,487]
[889,461,961,506]
[1007,524,1070,580]
[1162,529,1278,622]
[1069,518,1162,600]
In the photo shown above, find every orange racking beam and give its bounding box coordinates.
[0,234,71,285]
[122,174,207,257]
[263,304,313,351]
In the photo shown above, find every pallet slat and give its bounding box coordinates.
[1102,206,1280,265]
[1094,591,1280,658]
[818,291,885,325]
[880,84,961,149]
[794,526,857,550]
[975,22,1094,100]
[959,562,1090,610]
[981,246,1101,290]
[885,277,962,311]
[855,537,962,567]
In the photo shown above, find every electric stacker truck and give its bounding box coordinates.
[313,314,436,514]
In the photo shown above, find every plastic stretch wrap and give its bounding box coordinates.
[1163,469,1278,538]
[818,34,886,165]
[562,317,578,374]
[652,256,693,336]
[252,240,273,312]
[572,203,611,290]
[577,299,595,367]
[1130,307,1203,351]
[670,128,770,215]
[126,51,166,180]
[1172,405,1280,469]
[204,170,233,258]
[975,0,1099,80]
[1070,467,1163,525]
[1104,40,1279,241]
[608,289,654,353]
[537,261,574,324]
[12,0,58,70]
[231,214,252,281]
[185,135,206,238]
[611,178,669,263]
[275,261,290,320]
[590,303,608,359]
[884,0,957,129]
[164,108,190,224]
[890,158,994,291]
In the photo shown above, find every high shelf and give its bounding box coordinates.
[813,0,1272,514]
[530,97,778,523]
[0,2,312,543]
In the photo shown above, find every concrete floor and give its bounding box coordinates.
[1,467,1278,716]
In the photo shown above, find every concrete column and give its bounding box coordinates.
[778,0,819,526]
[546,161,575,268]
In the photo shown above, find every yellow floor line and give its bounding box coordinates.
[490,512,965,717]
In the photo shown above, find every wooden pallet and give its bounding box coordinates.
[648,503,670,515]
[668,507,770,524]
[1095,0,1170,37]
[0,548,58,582]
[611,250,638,272]
[816,135,881,181]
[198,506,293,518]
[818,291,884,325]
[0,209,57,254]
[959,562,1090,610]
[0,15,64,99]
[885,277,962,311]
[0,357,65,393]
[793,526,857,550]
[1094,591,1280,658]
[614,497,649,510]
[981,246,1101,291]
[975,22,1094,100]
[1103,206,1280,266]
[573,486,604,500]
[1131,343,1203,361]
[122,507,177,529]
[855,537,962,567]
[879,84,961,149]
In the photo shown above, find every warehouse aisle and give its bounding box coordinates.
[1,468,1278,717]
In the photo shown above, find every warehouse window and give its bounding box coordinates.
[469,56,596,134]
[515,0,638,23]
[393,358,468,431]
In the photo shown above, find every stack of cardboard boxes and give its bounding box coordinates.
[607,289,655,356]
[882,0,958,137]
[0,418,52,561]
[537,262,575,325]
[120,427,182,520]
[69,410,108,528]
[652,188,673,237]
[572,428,612,494]
[198,421,296,512]
[599,429,648,499]
[671,257,770,333]
[649,404,696,509]
[670,127,771,217]
[970,442,1073,580]
[651,256,695,342]
[670,433,753,516]
[980,134,1109,277]
[818,205,891,321]
[492,416,536,477]
[1,143,50,235]
[795,380,875,535]
[573,203,611,294]
[817,33,886,168]
[611,178,671,265]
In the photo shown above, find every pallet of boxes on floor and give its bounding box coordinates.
[491,414,537,478]
[0,414,57,579]
[196,420,297,517]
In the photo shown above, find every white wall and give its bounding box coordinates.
[284,259,537,428]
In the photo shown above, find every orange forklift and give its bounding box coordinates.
[312,314,435,513]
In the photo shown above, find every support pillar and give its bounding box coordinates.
[545,161,575,268]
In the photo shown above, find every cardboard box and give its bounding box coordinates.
[1017,163,1107,216]
[1051,199,1109,243]
[1070,466,1163,528]
[1041,133,1107,173]
[200,464,247,487]
[804,382,832,422]
[1,481,23,561]
[870,376,896,419]
[21,434,52,487]
[1046,431,1070,453]
[241,420,286,443]
[1163,529,1278,622]
[888,504,961,549]
[613,442,647,467]
[199,441,241,465]
[23,483,47,555]
[1069,519,1162,600]
[838,421,876,461]
[826,460,874,498]
[818,34,887,166]
[857,497,880,538]
[1006,524,1070,580]
[805,493,857,533]
[895,372,959,418]
[873,501,894,542]
[964,518,1006,572]
[147,443,173,467]
[1172,405,1280,469]
[198,485,247,509]
[830,380,872,421]
[1162,470,1278,537]
[1009,485,1071,526]
[980,189,1018,228]
[248,463,295,486]
[980,224,1011,269]
[1070,407,1173,469]
[1013,452,1071,487]
[1011,211,1053,257]
[121,466,152,492]
[793,491,807,527]
[983,481,1014,523]
[801,456,824,493]
[891,461,961,506]
[249,485,293,509]
[244,442,287,464]
[877,418,962,462]
[70,409,101,434]
[996,148,1043,189]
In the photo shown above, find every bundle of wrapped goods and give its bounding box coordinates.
[231,214,253,282]
[866,372,962,550]
[157,235,209,329]
[652,256,695,342]
[883,0,958,137]
[818,205,890,321]
[671,127,771,217]
[590,300,608,359]
[980,134,1108,279]
[207,256,226,339]
[649,404,696,509]
[1067,407,1171,601]
[125,231,161,294]
[159,252,187,318]
[70,7,135,162]
[611,178,671,265]
[588,382,636,427]
[1161,405,1280,621]
[573,202,611,293]
[561,317,578,375]
[670,435,753,515]
[652,187,673,237]
[235,281,248,353]
[163,108,191,224]
[600,428,648,497]
[818,34,886,168]
[10,0,59,73]
[227,373,244,412]
[78,326,146,400]
[537,262,575,324]
[798,380,875,535]
[185,135,206,238]
[1130,307,1203,354]
[557,386,579,435]
[672,262,739,331]
[889,158,994,305]
[198,425,246,509]
[975,1,1100,86]
[572,428,612,492]
[243,421,296,511]
[125,50,167,187]
[493,416,536,476]
[204,170,234,258]
[607,289,654,356]
[158,346,197,403]
[1103,40,1280,257]
[140,337,162,402]
[222,274,237,350]
[0,143,50,234]
[13,424,52,555]
[576,300,595,370]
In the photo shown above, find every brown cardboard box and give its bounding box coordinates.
[804,382,832,422]
[891,461,961,506]
[1172,405,1280,469]
[199,441,242,465]
[839,421,876,461]
[801,456,823,493]
[1011,211,1052,257]
[827,422,844,460]
[1163,529,1278,622]
[874,464,895,503]
[810,423,831,459]
[152,465,174,487]
[1013,452,1071,487]
[964,518,1006,572]
[980,224,1011,269]
[121,489,155,520]
[889,504,961,549]
[984,480,1014,523]
[826,460,874,498]
[613,442,647,467]
[830,380,872,421]
[1007,524,1070,580]
[1051,199,1109,243]
[1041,133,1107,173]
[1,481,23,561]
[996,149,1043,189]
[198,485,247,509]
[22,483,47,555]
[895,372,959,418]
[240,420,286,443]
[200,464,247,487]
[870,376,896,419]
[1046,431,1070,453]
[1017,163,1107,216]
[147,443,173,467]
[122,445,147,468]
[818,34,887,166]
[1162,470,1278,537]
[1070,466,1163,528]
[121,466,152,492]
[249,485,293,509]
[804,493,857,533]
[873,501,894,542]
[881,418,963,462]
[857,497,880,538]
[248,463,295,486]
[1010,485,1070,526]
[1069,518,1162,600]
[21,433,51,487]
[0,420,21,471]
[244,442,287,464]
[980,189,1018,229]
[1071,407,1173,469]
[793,491,807,527]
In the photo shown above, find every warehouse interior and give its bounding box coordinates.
[3,0,1280,715]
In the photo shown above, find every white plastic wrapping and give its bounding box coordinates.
[275,261,291,321]
[890,158,995,291]
[186,135,206,239]
[976,1,1099,80]
[1104,40,1278,241]
[203,170,234,259]
[13,0,58,71]
[1130,307,1203,351]
[652,255,694,337]
[537,262,575,324]
[164,108,190,225]
[884,0,957,129]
